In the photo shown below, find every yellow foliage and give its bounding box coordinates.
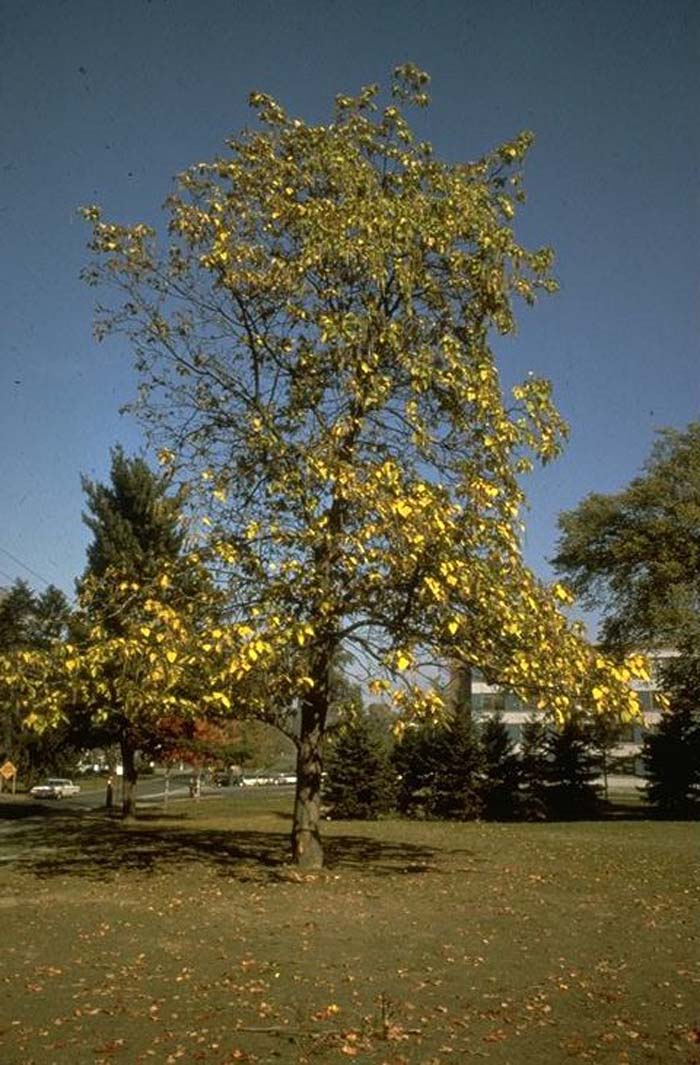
[74,69,646,741]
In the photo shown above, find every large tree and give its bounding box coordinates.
[0,580,71,653]
[0,580,75,782]
[553,423,700,651]
[81,66,645,866]
[553,424,700,815]
[75,447,224,816]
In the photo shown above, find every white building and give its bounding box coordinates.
[470,650,672,772]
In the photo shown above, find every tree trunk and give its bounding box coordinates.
[120,735,138,820]
[447,659,473,719]
[291,693,327,869]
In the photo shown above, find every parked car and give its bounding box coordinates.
[240,772,279,787]
[214,771,243,787]
[29,778,81,800]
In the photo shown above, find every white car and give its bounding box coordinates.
[30,778,81,800]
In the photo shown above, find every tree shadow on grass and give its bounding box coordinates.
[0,797,87,821]
[3,811,458,883]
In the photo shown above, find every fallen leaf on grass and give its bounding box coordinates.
[483,1028,509,1042]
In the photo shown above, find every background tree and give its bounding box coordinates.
[82,67,647,866]
[587,711,626,801]
[518,714,549,820]
[75,447,223,817]
[553,424,700,812]
[553,423,700,653]
[0,580,75,783]
[643,652,700,817]
[393,720,436,817]
[394,711,483,820]
[324,710,396,820]
[0,580,71,652]
[479,713,521,819]
[545,717,600,820]
[434,710,484,820]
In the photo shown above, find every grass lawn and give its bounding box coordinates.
[0,794,698,1065]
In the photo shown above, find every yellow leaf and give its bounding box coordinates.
[396,652,411,671]
[166,650,178,664]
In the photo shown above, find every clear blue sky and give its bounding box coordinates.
[2,0,698,625]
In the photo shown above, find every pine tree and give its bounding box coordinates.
[393,721,433,817]
[519,715,550,820]
[643,652,700,817]
[324,713,396,820]
[435,711,484,820]
[79,447,203,817]
[643,706,700,817]
[587,712,626,802]
[480,713,521,820]
[0,580,75,782]
[394,712,483,820]
[0,580,38,651]
[82,446,187,586]
[546,716,600,820]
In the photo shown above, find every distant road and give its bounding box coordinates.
[0,774,296,823]
[19,774,293,812]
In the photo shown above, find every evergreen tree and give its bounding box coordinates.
[82,446,187,586]
[518,715,550,820]
[432,711,484,820]
[643,707,700,817]
[79,447,205,817]
[587,712,626,802]
[0,580,37,651]
[324,713,396,820]
[0,580,71,652]
[480,713,521,820]
[394,712,483,820]
[393,721,434,817]
[643,651,700,817]
[546,716,600,819]
[0,580,75,783]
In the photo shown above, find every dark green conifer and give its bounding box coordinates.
[324,713,396,819]
[644,652,700,817]
[480,713,521,820]
[518,714,550,820]
[546,716,600,819]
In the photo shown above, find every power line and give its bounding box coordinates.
[0,546,54,588]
